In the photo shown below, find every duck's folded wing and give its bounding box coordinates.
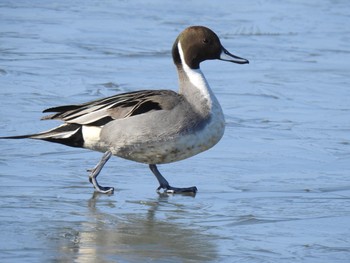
[42,90,181,126]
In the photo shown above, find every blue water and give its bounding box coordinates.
[1,1,350,262]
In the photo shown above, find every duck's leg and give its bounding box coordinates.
[88,151,114,194]
[149,164,197,194]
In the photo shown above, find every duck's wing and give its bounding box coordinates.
[42,90,181,126]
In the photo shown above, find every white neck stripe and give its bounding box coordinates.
[177,42,212,102]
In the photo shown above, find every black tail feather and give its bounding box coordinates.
[0,123,84,148]
[0,134,33,139]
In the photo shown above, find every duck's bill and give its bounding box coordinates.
[219,47,249,64]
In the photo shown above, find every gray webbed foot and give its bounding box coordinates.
[157,185,197,195]
[149,164,197,196]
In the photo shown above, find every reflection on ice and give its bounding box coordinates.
[50,194,217,262]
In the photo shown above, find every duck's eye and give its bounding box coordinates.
[202,38,209,44]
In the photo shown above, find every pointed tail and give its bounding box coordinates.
[0,123,84,148]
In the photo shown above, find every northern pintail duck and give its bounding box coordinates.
[1,26,248,194]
